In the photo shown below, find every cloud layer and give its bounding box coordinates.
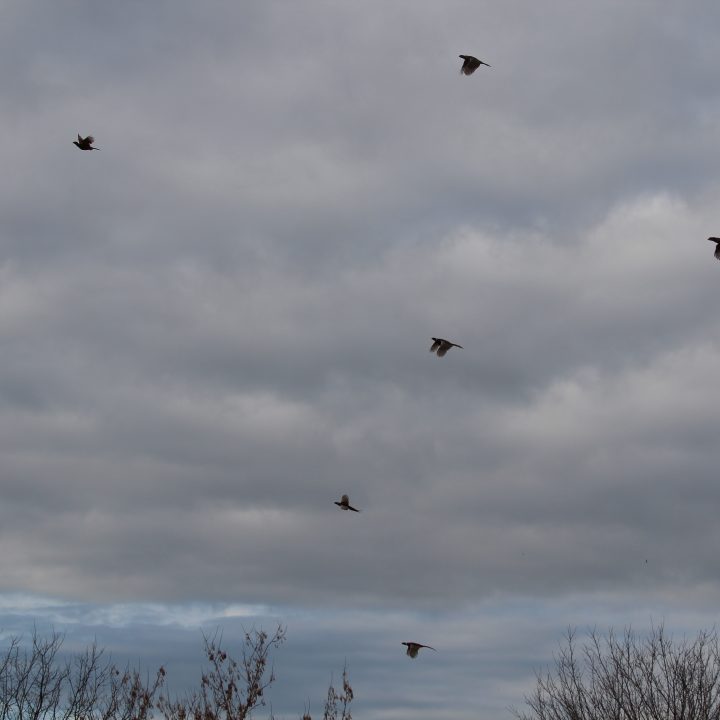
[3,1,720,717]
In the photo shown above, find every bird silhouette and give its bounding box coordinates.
[708,237,720,260]
[429,338,463,357]
[334,494,359,512]
[73,134,100,151]
[402,642,436,658]
[459,55,490,75]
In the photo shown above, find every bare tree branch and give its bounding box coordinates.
[0,626,344,720]
[514,625,720,720]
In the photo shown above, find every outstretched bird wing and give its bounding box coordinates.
[711,238,720,260]
[403,642,436,657]
[459,55,485,75]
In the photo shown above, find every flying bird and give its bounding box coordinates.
[402,642,436,658]
[708,237,720,260]
[429,338,463,357]
[459,55,490,75]
[334,494,359,512]
[73,134,100,151]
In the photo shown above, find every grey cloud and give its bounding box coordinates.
[3,1,720,716]
[4,191,720,604]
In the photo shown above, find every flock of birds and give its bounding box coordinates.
[334,333,462,657]
[75,84,458,653]
[72,56,482,660]
[70,49,717,666]
[332,496,438,657]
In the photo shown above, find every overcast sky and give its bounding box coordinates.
[3,1,720,718]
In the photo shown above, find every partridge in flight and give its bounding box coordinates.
[73,134,100,151]
[459,55,490,75]
[402,642,436,658]
[708,237,720,261]
[429,338,463,357]
[334,494,359,512]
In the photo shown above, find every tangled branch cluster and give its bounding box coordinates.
[0,627,351,720]
[516,625,720,720]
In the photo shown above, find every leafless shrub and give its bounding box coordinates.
[158,626,285,720]
[0,626,351,720]
[0,628,166,720]
[321,665,352,720]
[515,624,720,720]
